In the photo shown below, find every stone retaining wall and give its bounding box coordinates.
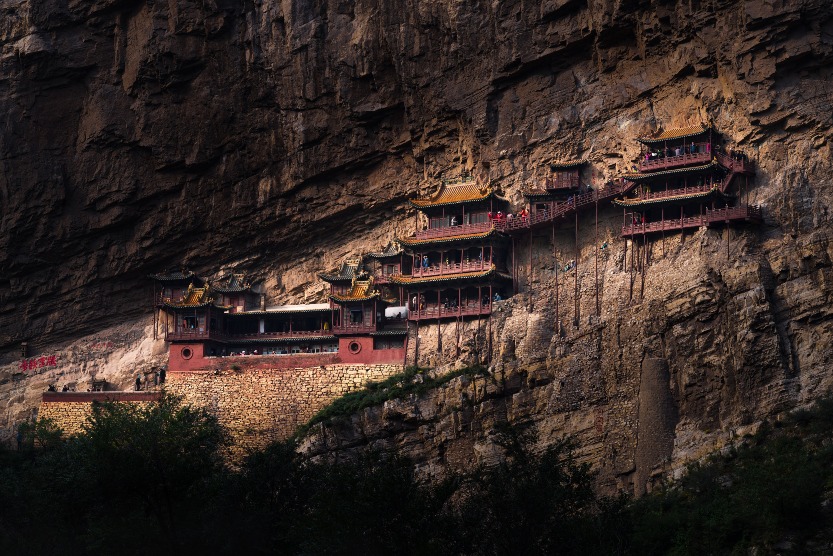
[166,364,402,453]
[37,364,403,454]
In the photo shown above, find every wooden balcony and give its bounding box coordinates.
[331,323,378,335]
[715,152,755,175]
[409,220,494,241]
[622,183,715,203]
[544,175,580,190]
[165,329,333,342]
[408,259,494,278]
[639,143,712,172]
[409,303,492,320]
[495,180,636,234]
[620,205,762,236]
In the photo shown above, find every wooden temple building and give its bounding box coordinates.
[152,123,763,370]
[614,123,760,237]
[390,175,512,323]
[153,264,407,372]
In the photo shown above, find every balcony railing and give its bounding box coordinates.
[165,329,333,342]
[409,303,492,320]
[410,220,494,241]
[639,143,712,172]
[624,183,715,203]
[715,152,755,175]
[408,259,493,278]
[620,205,762,236]
[495,180,635,234]
[331,323,378,335]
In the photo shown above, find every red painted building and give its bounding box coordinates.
[614,123,760,236]
[153,267,406,372]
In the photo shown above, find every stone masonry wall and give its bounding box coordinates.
[38,393,161,436]
[36,364,403,454]
[166,364,402,454]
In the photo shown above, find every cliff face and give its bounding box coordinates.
[2,0,832,484]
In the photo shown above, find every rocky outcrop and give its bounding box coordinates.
[2,0,832,484]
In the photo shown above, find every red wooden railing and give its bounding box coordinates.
[639,143,712,172]
[407,259,493,278]
[620,205,762,236]
[715,152,754,175]
[625,183,715,202]
[409,303,492,320]
[495,180,636,234]
[409,220,494,241]
[331,323,378,335]
[165,329,333,342]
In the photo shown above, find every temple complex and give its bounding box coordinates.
[614,123,760,236]
[150,124,762,373]
[391,175,512,322]
[153,263,407,371]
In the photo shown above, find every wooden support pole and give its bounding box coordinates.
[512,237,517,294]
[661,208,665,256]
[574,207,579,326]
[553,222,559,331]
[437,290,442,353]
[595,193,599,318]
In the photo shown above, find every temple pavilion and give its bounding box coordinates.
[390,175,512,322]
[152,265,407,372]
[524,160,590,219]
[614,123,760,236]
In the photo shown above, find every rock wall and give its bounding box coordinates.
[35,364,402,453]
[0,317,167,444]
[2,0,832,486]
[303,222,833,493]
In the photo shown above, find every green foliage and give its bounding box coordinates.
[295,366,489,438]
[452,424,630,555]
[296,365,489,438]
[17,417,64,450]
[0,393,229,555]
[4,389,833,555]
[630,398,833,555]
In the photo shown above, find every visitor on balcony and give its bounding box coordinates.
[450,216,457,226]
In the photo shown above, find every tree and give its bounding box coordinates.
[71,393,229,553]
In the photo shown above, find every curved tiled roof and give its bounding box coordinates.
[330,279,379,302]
[409,176,493,208]
[396,229,500,247]
[638,123,711,144]
[318,259,365,282]
[387,267,510,285]
[612,186,731,207]
[150,270,197,282]
[366,243,403,259]
[550,160,587,170]
[622,161,723,182]
[213,273,250,293]
[161,284,213,308]
[227,303,331,316]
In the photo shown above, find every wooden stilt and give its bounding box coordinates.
[595,193,599,318]
[512,238,517,294]
[553,222,558,332]
[575,208,579,326]
[437,290,442,354]
[529,229,534,310]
